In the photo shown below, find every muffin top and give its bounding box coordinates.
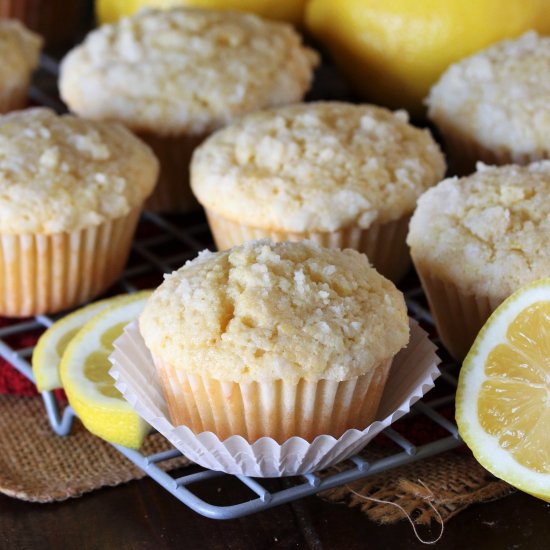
[0,19,42,88]
[59,7,319,136]
[191,102,445,232]
[427,32,550,157]
[407,162,550,299]
[0,108,159,234]
[140,239,409,383]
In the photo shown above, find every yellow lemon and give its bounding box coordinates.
[33,298,113,392]
[96,0,307,26]
[456,278,550,501]
[59,291,152,449]
[305,0,550,117]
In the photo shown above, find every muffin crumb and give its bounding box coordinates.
[140,240,409,383]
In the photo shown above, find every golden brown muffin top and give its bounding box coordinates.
[408,162,550,299]
[191,102,445,232]
[0,108,159,234]
[60,7,319,136]
[140,239,409,383]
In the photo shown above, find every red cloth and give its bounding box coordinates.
[0,360,38,396]
[0,321,39,396]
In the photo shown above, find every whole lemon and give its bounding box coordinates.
[96,0,307,26]
[306,0,550,117]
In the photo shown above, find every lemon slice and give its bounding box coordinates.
[33,298,115,392]
[456,278,550,501]
[60,291,152,449]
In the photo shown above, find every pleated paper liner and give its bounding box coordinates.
[110,318,440,477]
[139,132,205,213]
[0,206,140,317]
[413,262,504,361]
[433,120,550,175]
[0,0,85,48]
[205,209,411,283]
[154,357,392,443]
[0,82,29,114]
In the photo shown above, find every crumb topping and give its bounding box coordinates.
[0,108,159,234]
[407,162,550,298]
[0,19,42,86]
[139,240,409,383]
[59,8,319,135]
[191,102,445,232]
[427,32,550,156]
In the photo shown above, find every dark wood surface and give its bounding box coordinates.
[1,469,549,550]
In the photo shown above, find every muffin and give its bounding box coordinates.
[407,162,550,360]
[139,239,409,443]
[0,1,85,49]
[0,19,42,114]
[59,7,319,212]
[191,101,446,282]
[427,32,550,175]
[0,108,159,317]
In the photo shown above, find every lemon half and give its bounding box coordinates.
[457,278,550,501]
[60,291,152,449]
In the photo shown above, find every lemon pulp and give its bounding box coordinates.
[456,279,550,501]
[478,301,550,474]
[33,298,115,392]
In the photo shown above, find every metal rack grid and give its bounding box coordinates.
[0,53,463,520]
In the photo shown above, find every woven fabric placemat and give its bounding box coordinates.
[0,392,514,526]
[320,446,514,526]
[0,394,189,502]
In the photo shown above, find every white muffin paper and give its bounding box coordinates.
[109,319,440,477]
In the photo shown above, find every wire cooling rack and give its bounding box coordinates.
[0,53,463,520]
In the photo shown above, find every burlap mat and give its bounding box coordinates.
[320,446,515,526]
[0,393,513,526]
[0,394,189,502]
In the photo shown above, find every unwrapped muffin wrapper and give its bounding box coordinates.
[110,319,440,477]
[433,121,549,175]
[0,206,141,317]
[205,209,411,283]
[0,82,29,114]
[414,264,503,361]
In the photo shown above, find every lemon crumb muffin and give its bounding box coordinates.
[0,19,42,113]
[0,108,159,316]
[139,239,409,443]
[427,32,550,174]
[191,101,446,281]
[407,161,550,359]
[59,7,319,212]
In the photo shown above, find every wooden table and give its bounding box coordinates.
[1,470,549,549]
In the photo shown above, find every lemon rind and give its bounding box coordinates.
[33,297,114,391]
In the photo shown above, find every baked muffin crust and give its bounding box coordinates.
[191,102,445,232]
[59,7,319,136]
[427,32,550,159]
[0,108,159,234]
[407,162,550,299]
[0,19,42,90]
[139,239,409,383]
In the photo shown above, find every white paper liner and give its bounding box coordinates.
[110,319,440,477]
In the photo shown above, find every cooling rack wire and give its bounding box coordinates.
[0,53,463,520]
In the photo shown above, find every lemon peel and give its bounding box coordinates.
[96,0,307,26]
[306,0,550,117]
